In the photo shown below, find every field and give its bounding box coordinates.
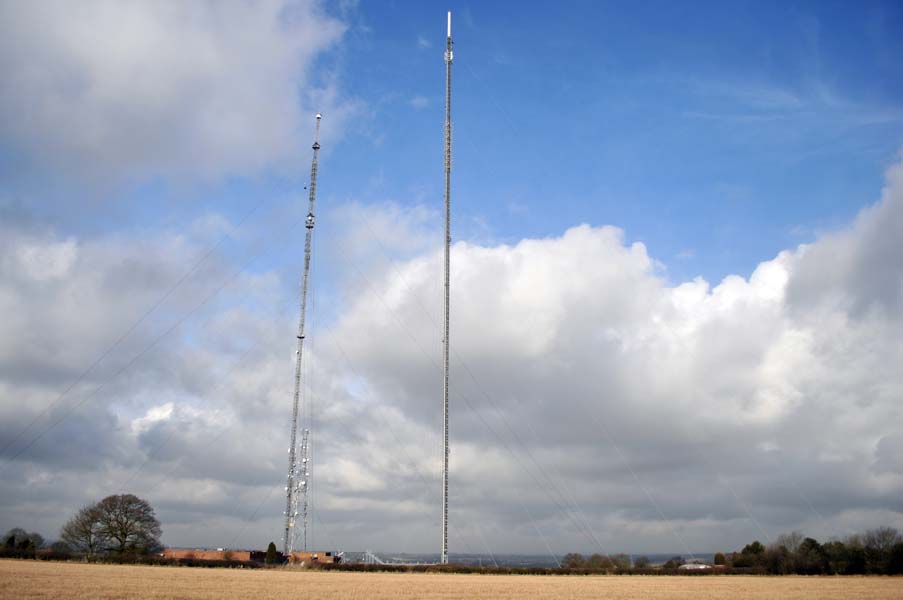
[1,560,901,600]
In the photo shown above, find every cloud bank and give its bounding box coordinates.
[2,151,902,554]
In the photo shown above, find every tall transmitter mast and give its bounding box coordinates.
[441,10,453,566]
[284,113,321,556]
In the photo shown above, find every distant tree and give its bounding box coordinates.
[888,543,903,575]
[863,527,900,553]
[4,528,27,546]
[561,553,585,569]
[713,552,726,566]
[265,542,278,565]
[3,528,44,548]
[847,547,868,574]
[95,494,162,555]
[662,556,683,569]
[741,540,765,556]
[633,555,651,568]
[821,540,848,575]
[15,538,34,557]
[774,531,805,554]
[763,545,790,574]
[728,552,747,568]
[608,554,631,570]
[61,504,106,557]
[841,537,868,575]
[730,530,903,575]
[796,537,827,574]
[585,553,612,571]
[863,527,901,573]
[50,541,72,554]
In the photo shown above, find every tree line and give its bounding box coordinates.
[6,496,903,576]
[723,528,903,575]
[1,493,162,560]
[561,527,903,575]
[1,528,53,558]
[561,552,640,571]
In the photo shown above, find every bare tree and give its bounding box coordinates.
[863,527,901,573]
[61,494,162,557]
[774,531,804,554]
[863,527,901,553]
[60,504,106,558]
[95,494,162,555]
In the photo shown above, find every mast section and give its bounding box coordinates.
[284,113,322,557]
[441,11,453,566]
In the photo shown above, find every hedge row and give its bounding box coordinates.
[0,550,260,569]
[320,563,756,576]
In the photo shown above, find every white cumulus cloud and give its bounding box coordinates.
[0,0,349,182]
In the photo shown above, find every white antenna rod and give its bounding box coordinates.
[284,113,322,557]
[441,10,453,566]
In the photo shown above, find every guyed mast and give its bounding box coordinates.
[284,113,321,556]
[441,10,453,566]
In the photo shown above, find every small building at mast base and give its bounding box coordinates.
[160,548,341,566]
[160,548,268,562]
[288,550,340,565]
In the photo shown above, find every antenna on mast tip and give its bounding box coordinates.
[447,11,451,38]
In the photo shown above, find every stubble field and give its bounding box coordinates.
[1,560,901,599]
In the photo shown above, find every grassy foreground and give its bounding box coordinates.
[1,559,901,599]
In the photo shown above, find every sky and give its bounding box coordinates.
[1,0,902,557]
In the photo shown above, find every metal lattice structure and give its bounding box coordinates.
[284,114,322,556]
[441,11,453,566]
[298,428,311,551]
[362,550,386,565]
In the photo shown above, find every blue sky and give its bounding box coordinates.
[3,1,903,554]
[342,0,903,284]
[13,1,903,287]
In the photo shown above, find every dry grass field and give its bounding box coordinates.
[1,560,901,600]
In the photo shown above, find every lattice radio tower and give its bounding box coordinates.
[441,10,453,566]
[284,113,321,556]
